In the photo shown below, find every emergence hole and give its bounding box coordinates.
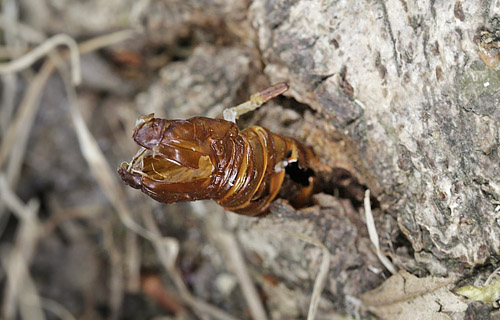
[285,162,315,186]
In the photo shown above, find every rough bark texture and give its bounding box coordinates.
[4,0,500,319]
[248,0,500,271]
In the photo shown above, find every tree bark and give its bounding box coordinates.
[249,0,500,271]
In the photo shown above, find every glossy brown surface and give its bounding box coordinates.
[118,112,317,216]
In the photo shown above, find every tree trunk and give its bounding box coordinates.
[250,0,500,269]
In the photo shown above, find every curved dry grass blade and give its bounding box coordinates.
[364,190,396,274]
[0,33,80,84]
[2,256,46,320]
[38,297,76,320]
[142,210,239,320]
[212,231,268,320]
[0,59,53,170]
[0,15,46,44]
[288,233,331,320]
[102,222,124,320]
[485,266,500,285]
[1,74,17,135]
[0,175,43,320]
[77,30,135,54]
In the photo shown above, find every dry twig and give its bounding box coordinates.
[0,175,44,320]
[212,229,268,320]
[288,232,331,320]
[142,210,239,320]
[0,15,46,44]
[363,190,397,274]
[0,33,81,84]
[37,297,76,320]
[102,222,124,320]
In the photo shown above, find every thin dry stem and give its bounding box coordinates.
[287,232,331,320]
[213,231,268,320]
[142,210,239,320]
[0,59,53,172]
[0,10,45,135]
[0,15,46,44]
[77,29,135,54]
[38,297,76,320]
[125,230,141,292]
[40,202,104,237]
[1,1,27,58]
[0,33,81,84]
[222,82,289,122]
[0,74,17,136]
[102,222,124,320]
[485,266,500,285]
[363,190,397,274]
[4,258,45,320]
[0,175,43,320]
[0,59,54,239]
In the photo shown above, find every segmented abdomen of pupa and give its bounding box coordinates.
[118,115,316,216]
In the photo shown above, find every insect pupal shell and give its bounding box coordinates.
[132,114,169,151]
[118,114,317,216]
[118,115,242,203]
[216,126,316,216]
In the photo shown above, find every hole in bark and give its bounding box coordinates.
[279,96,314,116]
[285,161,314,187]
[395,230,415,256]
[305,167,379,209]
